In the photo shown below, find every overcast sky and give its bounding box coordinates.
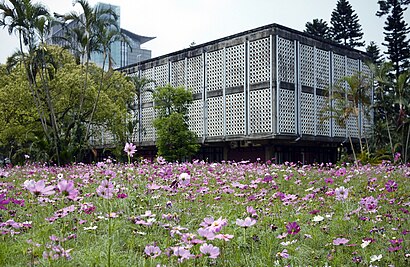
[0,0,409,64]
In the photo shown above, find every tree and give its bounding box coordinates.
[0,47,134,164]
[152,85,199,162]
[330,0,365,48]
[304,19,332,40]
[366,41,383,64]
[377,0,410,78]
[321,73,372,165]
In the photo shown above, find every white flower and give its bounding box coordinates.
[361,239,371,248]
[313,215,324,222]
[370,254,382,263]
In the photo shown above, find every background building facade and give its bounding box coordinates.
[48,2,154,69]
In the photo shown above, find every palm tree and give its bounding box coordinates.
[0,0,63,164]
[322,72,372,165]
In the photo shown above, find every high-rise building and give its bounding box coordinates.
[48,2,154,69]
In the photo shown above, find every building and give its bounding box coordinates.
[116,23,373,164]
[48,2,154,69]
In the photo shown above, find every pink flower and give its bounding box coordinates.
[24,180,55,196]
[96,180,114,199]
[335,186,349,201]
[57,180,79,200]
[197,227,216,240]
[360,196,378,212]
[333,237,349,245]
[144,245,161,258]
[179,173,191,186]
[214,233,234,241]
[246,206,257,216]
[286,221,301,235]
[200,243,220,259]
[124,142,136,157]
[278,249,289,259]
[172,247,193,262]
[236,217,256,228]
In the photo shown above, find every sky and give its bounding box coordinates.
[0,0,409,64]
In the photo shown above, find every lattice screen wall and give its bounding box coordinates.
[187,56,204,94]
[249,38,270,84]
[301,44,314,87]
[206,50,224,91]
[316,96,330,136]
[332,54,347,138]
[361,64,373,137]
[226,44,245,88]
[188,100,204,137]
[249,89,271,134]
[171,60,186,87]
[279,89,296,133]
[226,93,245,135]
[141,107,155,142]
[155,64,169,87]
[316,49,330,89]
[141,68,154,102]
[301,92,315,135]
[207,96,224,137]
[278,37,295,83]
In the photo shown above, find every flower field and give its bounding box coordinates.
[0,159,409,266]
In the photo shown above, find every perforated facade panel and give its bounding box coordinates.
[279,89,296,133]
[317,95,330,136]
[141,68,154,102]
[249,89,271,134]
[226,44,245,88]
[187,56,204,95]
[207,96,224,137]
[226,93,245,135]
[316,48,330,89]
[278,37,295,83]
[333,53,345,84]
[155,64,169,87]
[301,92,315,135]
[206,50,224,91]
[301,44,315,88]
[171,60,186,87]
[141,107,155,142]
[188,99,204,137]
[249,38,271,84]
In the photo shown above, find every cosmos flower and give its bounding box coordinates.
[24,180,55,196]
[286,222,301,235]
[179,173,191,186]
[236,217,257,228]
[57,180,79,200]
[200,243,220,259]
[334,186,349,201]
[333,237,349,245]
[144,245,161,258]
[124,142,136,158]
[96,180,114,199]
[385,180,398,192]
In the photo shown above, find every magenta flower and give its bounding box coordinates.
[200,243,220,259]
[96,180,114,199]
[236,217,256,228]
[0,194,10,210]
[286,221,301,235]
[360,196,378,212]
[333,237,349,245]
[385,180,398,192]
[57,180,79,200]
[144,245,161,258]
[24,180,55,196]
[124,142,136,157]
